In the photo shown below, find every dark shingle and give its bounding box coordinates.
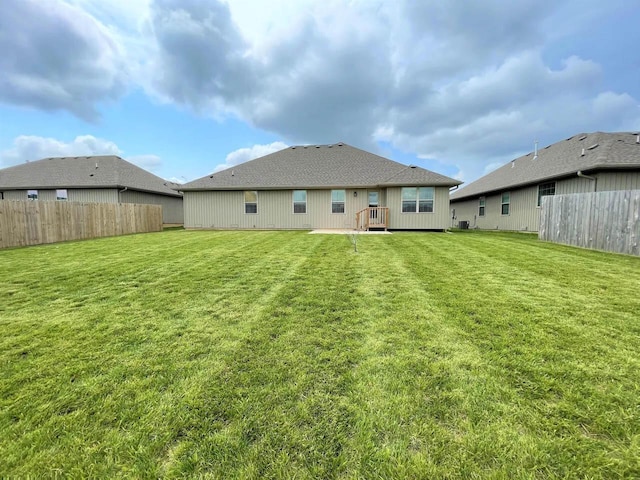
[181,143,461,190]
[451,132,640,201]
[0,156,181,197]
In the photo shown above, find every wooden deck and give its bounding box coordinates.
[356,207,389,231]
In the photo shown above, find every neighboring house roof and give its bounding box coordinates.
[0,155,182,197]
[181,143,461,191]
[451,132,640,201]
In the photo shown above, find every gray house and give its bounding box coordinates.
[450,132,640,232]
[0,155,184,224]
[181,143,461,230]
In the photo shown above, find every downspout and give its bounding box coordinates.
[449,185,460,228]
[577,171,597,192]
[118,186,128,203]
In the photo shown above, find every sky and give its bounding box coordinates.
[1,0,639,186]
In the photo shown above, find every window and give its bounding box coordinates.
[331,190,345,214]
[501,192,510,215]
[244,191,257,214]
[537,182,555,207]
[56,189,68,201]
[27,190,38,200]
[478,197,486,216]
[293,190,307,214]
[401,187,434,213]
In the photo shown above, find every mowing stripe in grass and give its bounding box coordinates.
[159,235,373,478]
[1,231,326,476]
[387,233,640,477]
[342,236,544,478]
[1,230,639,478]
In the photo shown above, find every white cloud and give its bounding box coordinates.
[165,176,186,184]
[0,0,128,120]
[128,154,162,171]
[0,135,121,166]
[3,0,640,183]
[0,135,165,173]
[214,141,289,173]
[138,0,640,181]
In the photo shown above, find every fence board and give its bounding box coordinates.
[0,201,162,249]
[539,190,640,256]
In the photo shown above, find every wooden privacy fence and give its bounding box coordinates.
[0,201,162,249]
[539,190,640,256]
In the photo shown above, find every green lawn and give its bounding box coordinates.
[1,230,639,478]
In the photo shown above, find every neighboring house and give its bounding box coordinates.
[180,143,461,230]
[0,155,184,224]
[450,132,640,232]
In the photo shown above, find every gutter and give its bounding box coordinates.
[577,171,597,192]
[118,186,128,203]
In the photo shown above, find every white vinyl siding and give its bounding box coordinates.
[387,187,450,229]
[118,189,184,224]
[184,187,452,230]
[451,171,640,232]
[185,189,369,230]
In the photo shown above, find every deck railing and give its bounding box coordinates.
[356,207,389,231]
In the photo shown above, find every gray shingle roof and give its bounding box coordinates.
[181,143,461,190]
[0,155,182,197]
[451,132,640,201]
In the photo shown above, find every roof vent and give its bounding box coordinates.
[410,165,417,168]
[315,145,320,148]
[636,135,639,144]
[303,146,308,149]
[209,175,214,178]
[231,170,235,176]
[581,148,585,157]
[511,161,515,168]
[328,144,333,148]
[90,173,94,177]
[587,143,599,150]
[291,147,296,149]
[579,135,587,141]
[337,143,343,146]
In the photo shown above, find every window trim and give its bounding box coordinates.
[501,192,510,216]
[27,189,38,200]
[244,190,258,214]
[537,182,556,207]
[331,189,346,214]
[293,190,307,214]
[401,187,434,213]
[478,196,486,217]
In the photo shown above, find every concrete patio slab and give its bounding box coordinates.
[309,229,392,234]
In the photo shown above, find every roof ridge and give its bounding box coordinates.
[0,155,181,197]
[451,131,640,200]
